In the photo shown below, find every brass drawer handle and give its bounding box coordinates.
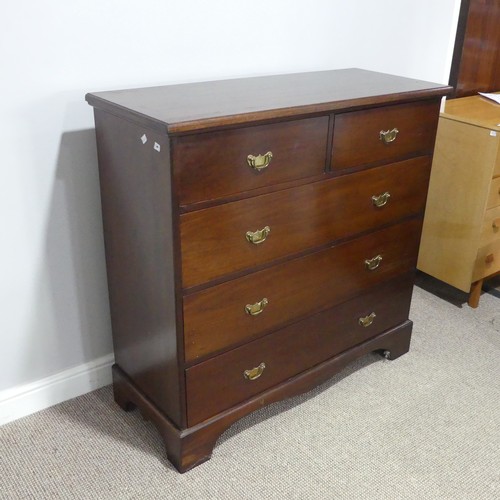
[379,128,399,144]
[247,151,273,171]
[359,312,376,327]
[244,362,266,381]
[246,226,271,244]
[245,298,269,316]
[372,191,391,208]
[492,218,500,230]
[365,254,382,271]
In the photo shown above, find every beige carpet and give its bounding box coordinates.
[1,274,500,499]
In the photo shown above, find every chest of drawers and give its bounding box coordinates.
[86,69,450,472]
[418,94,500,307]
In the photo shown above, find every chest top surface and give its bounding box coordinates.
[442,93,500,130]
[86,68,450,134]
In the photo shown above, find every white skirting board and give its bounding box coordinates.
[0,353,114,426]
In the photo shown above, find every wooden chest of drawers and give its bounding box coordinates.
[86,69,450,472]
[418,94,500,307]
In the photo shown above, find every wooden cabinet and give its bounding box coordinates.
[86,69,449,472]
[418,94,500,307]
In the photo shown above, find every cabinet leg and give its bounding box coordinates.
[378,321,412,360]
[111,365,218,473]
[113,377,137,412]
[468,280,483,308]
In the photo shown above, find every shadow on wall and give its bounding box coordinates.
[25,128,113,383]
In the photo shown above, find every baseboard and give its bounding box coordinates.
[0,353,114,426]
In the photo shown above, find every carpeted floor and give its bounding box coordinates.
[1,274,499,499]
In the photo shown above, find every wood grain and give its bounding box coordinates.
[331,100,441,170]
[184,218,422,362]
[113,321,412,472]
[181,156,432,288]
[417,116,499,292]
[172,116,329,206]
[450,0,500,97]
[86,69,451,134]
[185,275,414,426]
[94,110,183,426]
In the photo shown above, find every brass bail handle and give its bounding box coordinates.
[247,151,273,171]
[246,226,271,245]
[372,192,391,208]
[379,128,399,144]
[245,298,269,316]
[359,312,376,327]
[244,362,266,381]
[365,254,382,271]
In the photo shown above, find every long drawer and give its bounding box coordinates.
[331,100,440,171]
[172,116,329,206]
[183,217,422,362]
[185,274,414,426]
[180,156,431,288]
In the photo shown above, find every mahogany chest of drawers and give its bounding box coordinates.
[86,69,450,472]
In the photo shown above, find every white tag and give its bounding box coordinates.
[154,142,161,152]
[490,131,497,137]
[140,134,148,144]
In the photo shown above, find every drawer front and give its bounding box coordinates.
[181,156,431,288]
[185,274,414,426]
[183,218,422,362]
[172,117,329,206]
[331,100,440,171]
[473,240,500,281]
[493,140,500,178]
[486,177,500,209]
[480,206,500,247]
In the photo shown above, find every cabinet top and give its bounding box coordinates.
[442,94,500,131]
[86,68,451,134]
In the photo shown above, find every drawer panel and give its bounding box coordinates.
[181,156,431,288]
[331,100,440,171]
[480,206,500,247]
[493,140,500,178]
[185,274,414,426]
[486,177,500,209]
[172,117,329,206]
[184,218,422,362]
[473,240,500,282]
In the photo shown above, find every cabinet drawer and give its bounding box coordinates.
[473,240,500,281]
[493,140,500,178]
[172,117,329,206]
[183,218,422,362]
[185,274,414,426]
[181,156,431,288]
[486,177,500,209]
[480,206,500,247]
[331,100,440,171]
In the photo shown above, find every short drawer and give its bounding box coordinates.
[473,240,500,282]
[183,217,422,362]
[480,206,500,247]
[486,177,500,209]
[331,100,440,171]
[180,156,431,288]
[185,274,414,426]
[172,117,329,206]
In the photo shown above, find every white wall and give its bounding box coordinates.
[0,0,461,418]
